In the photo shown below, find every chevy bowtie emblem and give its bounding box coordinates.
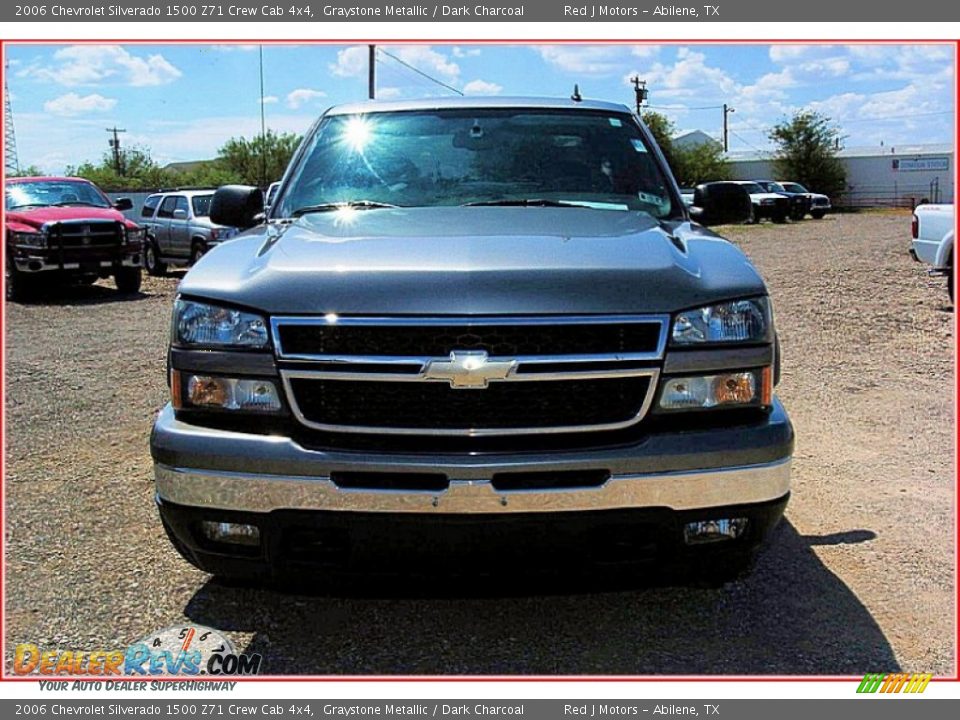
[423,350,516,389]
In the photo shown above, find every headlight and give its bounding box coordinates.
[125,227,145,244]
[10,230,46,248]
[671,298,771,345]
[174,298,269,348]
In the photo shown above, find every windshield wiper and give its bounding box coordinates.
[290,200,400,217]
[52,201,108,208]
[462,198,587,208]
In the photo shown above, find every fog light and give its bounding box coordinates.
[683,518,748,545]
[185,375,282,412]
[659,371,759,410]
[200,521,260,547]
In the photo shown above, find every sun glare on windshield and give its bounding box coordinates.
[343,116,373,153]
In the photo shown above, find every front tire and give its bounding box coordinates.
[144,241,167,276]
[811,210,826,220]
[5,254,35,302]
[114,266,142,294]
[190,241,208,265]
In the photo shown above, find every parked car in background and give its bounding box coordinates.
[779,181,831,219]
[679,187,695,207]
[139,189,240,276]
[911,203,954,300]
[731,181,789,224]
[755,180,812,221]
[5,176,144,301]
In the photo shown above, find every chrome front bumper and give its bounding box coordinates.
[15,256,141,273]
[155,458,791,515]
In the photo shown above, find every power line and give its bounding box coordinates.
[376,49,463,96]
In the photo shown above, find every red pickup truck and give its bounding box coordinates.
[5,176,144,301]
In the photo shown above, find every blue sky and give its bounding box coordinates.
[5,43,955,173]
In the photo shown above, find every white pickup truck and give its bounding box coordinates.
[911,203,955,300]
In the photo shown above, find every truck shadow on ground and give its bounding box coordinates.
[183,521,894,675]
[10,284,149,306]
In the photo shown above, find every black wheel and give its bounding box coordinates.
[190,241,208,265]
[114,266,142,294]
[948,265,954,303]
[144,240,167,276]
[811,210,826,220]
[772,211,788,224]
[5,254,35,302]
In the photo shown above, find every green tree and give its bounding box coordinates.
[10,165,45,177]
[769,110,846,198]
[672,142,732,187]
[66,145,170,190]
[215,130,302,187]
[641,110,678,173]
[640,110,730,187]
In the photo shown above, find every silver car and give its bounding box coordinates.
[140,189,239,275]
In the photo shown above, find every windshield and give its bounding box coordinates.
[762,181,786,192]
[277,108,677,219]
[739,182,766,195]
[782,182,808,193]
[5,180,112,211]
[191,194,213,217]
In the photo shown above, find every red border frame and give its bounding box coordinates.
[0,37,957,684]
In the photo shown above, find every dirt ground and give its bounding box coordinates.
[3,210,955,675]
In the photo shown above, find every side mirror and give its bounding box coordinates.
[210,185,264,230]
[172,208,188,220]
[113,197,133,211]
[691,182,752,226]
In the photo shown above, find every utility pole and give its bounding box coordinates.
[105,126,127,175]
[631,76,648,115]
[368,45,376,100]
[4,66,19,175]
[722,104,735,153]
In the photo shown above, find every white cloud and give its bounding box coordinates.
[631,45,660,58]
[260,95,279,105]
[286,88,327,109]
[537,45,638,75]
[463,79,503,95]
[22,45,181,87]
[42,93,117,117]
[376,87,403,99]
[379,46,461,83]
[452,47,481,58]
[210,44,259,52]
[329,45,369,77]
[629,48,737,100]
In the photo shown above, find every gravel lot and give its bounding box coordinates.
[4,210,955,675]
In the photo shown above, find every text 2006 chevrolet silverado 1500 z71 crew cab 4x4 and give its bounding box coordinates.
[150,98,794,585]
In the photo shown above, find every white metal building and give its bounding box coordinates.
[725,143,954,207]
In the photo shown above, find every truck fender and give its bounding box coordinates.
[934,230,954,270]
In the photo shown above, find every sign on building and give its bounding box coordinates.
[892,157,950,172]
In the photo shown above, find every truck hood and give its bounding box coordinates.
[5,205,134,230]
[180,206,767,315]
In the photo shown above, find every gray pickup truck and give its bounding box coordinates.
[139,189,239,275]
[151,97,793,585]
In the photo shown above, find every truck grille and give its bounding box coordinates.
[49,220,123,249]
[273,315,667,436]
[276,321,663,358]
[286,376,653,433]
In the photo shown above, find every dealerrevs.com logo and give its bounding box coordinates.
[13,625,262,676]
[857,673,932,694]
